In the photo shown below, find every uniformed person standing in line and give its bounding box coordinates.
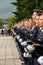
[1,29,3,36]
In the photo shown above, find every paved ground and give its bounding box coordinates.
[0,36,21,65]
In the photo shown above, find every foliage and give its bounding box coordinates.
[0,19,4,28]
[8,16,16,29]
[11,0,43,21]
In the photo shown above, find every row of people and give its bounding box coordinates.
[11,11,43,65]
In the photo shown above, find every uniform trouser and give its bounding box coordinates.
[23,57,40,65]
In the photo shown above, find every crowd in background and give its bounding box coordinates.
[1,28,11,36]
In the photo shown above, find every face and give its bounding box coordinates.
[12,24,15,28]
[15,23,18,27]
[38,15,43,27]
[39,15,43,22]
[32,12,37,21]
[24,21,29,28]
[20,21,24,27]
[32,22,36,26]
[35,16,40,25]
[28,19,33,27]
[17,22,20,28]
[39,21,43,27]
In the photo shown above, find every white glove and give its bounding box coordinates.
[23,53,32,58]
[15,35,20,39]
[24,47,27,52]
[19,38,23,43]
[27,45,35,51]
[37,56,43,65]
[21,41,27,46]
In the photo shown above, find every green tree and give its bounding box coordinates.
[8,16,16,29]
[0,19,4,28]
[12,0,43,21]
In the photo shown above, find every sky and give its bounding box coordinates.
[0,0,16,18]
